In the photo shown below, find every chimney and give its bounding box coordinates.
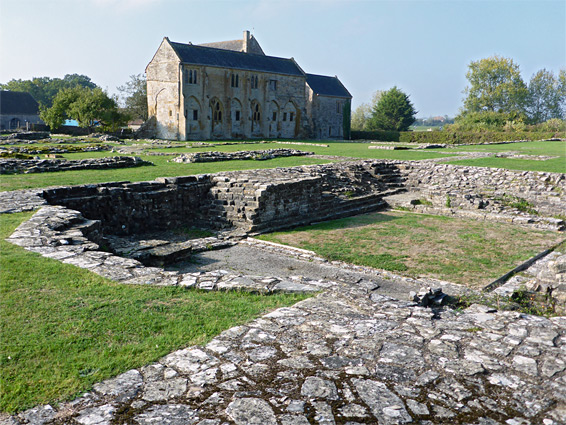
[243,30,250,53]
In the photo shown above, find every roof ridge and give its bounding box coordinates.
[169,40,295,62]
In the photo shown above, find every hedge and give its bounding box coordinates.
[350,130,400,142]
[398,131,561,145]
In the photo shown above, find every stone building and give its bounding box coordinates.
[0,90,44,130]
[146,31,351,140]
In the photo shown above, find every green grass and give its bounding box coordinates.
[0,141,456,192]
[0,212,309,413]
[0,155,331,192]
[257,211,563,288]
[440,140,566,173]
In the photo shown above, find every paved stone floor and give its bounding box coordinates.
[2,191,566,425]
[5,284,566,425]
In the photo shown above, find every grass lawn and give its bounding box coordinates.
[257,211,564,288]
[0,211,310,413]
[441,140,566,173]
[0,141,456,192]
[6,139,563,192]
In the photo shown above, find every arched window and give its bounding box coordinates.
[253,103,261,122]
[211,99,223,124]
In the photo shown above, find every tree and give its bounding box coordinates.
[460,56,528,117]
[350,91,384,131]
[526,69,565,123]
[40,87,127,131]
[351,103,371,131]
[558,69,566,118]
[0,74,97,108]
[117,74,148,120]
[366,87,417,131]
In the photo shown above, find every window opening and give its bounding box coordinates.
[231,73,239,88]
[212,100,222,123]
[252,103,261,122]
[187,69,197,85]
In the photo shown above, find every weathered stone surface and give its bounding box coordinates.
[226,398,277,425]
[75,404,115,425]
[300,377,339,400]
[172,148,311,163]
[134,404,199,425]
[0,156,150,174]
[0,189,47,213]
[9,280,566,425]
[17,405,56,425]
[352,379,412,424]
[92,369,142,397]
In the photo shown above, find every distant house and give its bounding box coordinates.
[0,91,44,130]
[127,119,144,131]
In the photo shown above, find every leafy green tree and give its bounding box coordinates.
[40,87,126,131]
[559,69,566,117]
[367,87,417,131]
[460,56,528,117]
[351,91,383,131]
[117,74,148,120]
[451,110,521,131]
[527,69,565,123]
[351,103,371,131]
[0,74,96,108]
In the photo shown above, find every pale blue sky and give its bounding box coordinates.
[1,0,564,117]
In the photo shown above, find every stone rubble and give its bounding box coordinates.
[0,156,151,174]
[171,149,312,163]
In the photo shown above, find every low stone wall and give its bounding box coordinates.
[43,175,214,235]
[0,156,151,174]
[40,159,566,238]
[391,161,566,219]
[171,148,311,163]
[42,161,405,236]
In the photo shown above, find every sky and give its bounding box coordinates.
[0,0,564,117]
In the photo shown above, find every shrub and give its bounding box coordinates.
[398,131,559,145]
[350,130,400,141]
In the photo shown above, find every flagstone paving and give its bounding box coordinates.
[5,284,566,424]
[2,191,566,425]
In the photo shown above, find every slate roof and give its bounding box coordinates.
[169,41,304,77]
[198,39,245,52]
[0,91,40,115]
[306,74,352,98]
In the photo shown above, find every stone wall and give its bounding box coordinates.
[0,156,151,174]
[41,159,565,239]
[171,148,311,163]
[393,161,566,218]
[308,94,346,139]
[42,161,405,236]
[43,176,215,235]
